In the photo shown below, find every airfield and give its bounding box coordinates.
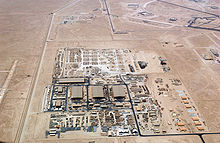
[0,0,220,143]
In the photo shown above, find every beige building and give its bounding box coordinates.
[92,86,104,98]
[71,86,83,99]
[57,78,85,84]
[112,86,125,98]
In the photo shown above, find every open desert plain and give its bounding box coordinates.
[0,0,220,143]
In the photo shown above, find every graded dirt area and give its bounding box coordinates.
[26,136,202,143]
[1,0,220,143]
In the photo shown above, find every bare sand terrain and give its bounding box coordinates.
[0,0,220,143]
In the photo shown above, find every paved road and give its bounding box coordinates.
[158,0,220,17]
[14,1,81,142]
[103,0,115,33]
[0,60,18,104]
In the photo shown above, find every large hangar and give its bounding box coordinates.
[112,85,125,98]
[92,86,104,98]
[71,86,83,99]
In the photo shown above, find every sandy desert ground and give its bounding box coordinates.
[0,0,220,142]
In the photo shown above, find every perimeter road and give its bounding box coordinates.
[211,32,220,51]
[206,33,220,49]
[0,60,18,104]
[157,0,220,18]
[192,49,206,64]
[15,12,55,143]
[119,74,141,136]
[15,0,80,142]
[140,132,220,143]
[103,0,115,33]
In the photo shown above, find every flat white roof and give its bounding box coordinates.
[57,78,85,84]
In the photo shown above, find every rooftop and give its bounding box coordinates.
[112,86,125,98]
[92,86,104,98]
[71,86,83,99]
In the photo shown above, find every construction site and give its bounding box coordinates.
[1,0,220,143]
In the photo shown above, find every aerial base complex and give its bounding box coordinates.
[1,0,220,143]
[43,47,207,138]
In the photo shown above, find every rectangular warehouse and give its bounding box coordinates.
[112,86,125,98]
[71,86,83,99]
[92,86,104,98]
[57,78,85,84]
